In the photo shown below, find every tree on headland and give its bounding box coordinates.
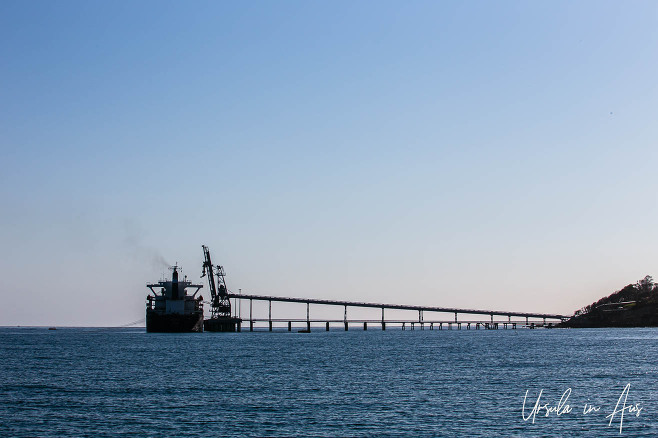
[636,275,654,293]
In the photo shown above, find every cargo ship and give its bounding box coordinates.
[146,265,204,332]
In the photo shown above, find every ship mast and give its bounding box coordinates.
[201,245,232,318]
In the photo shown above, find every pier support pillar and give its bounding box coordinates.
[344,322,348,331]
[268,300,272,332]
[326,321,330,331]
[439,322,442,330]
[476,323,479,330]
[467,323,471,330]
[402,322,405,330]
[237,321,241,332]
[430,322,433,330]
[269,321,273,332]
[288,321,291,332]
[411,322,415,330]
[382,321,386,331]
[458,323,461,330]
[306,302,310,332]
[513,323,517,329]
[250,321,253,332]
[364,322,367,331]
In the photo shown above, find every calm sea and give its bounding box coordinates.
[1,327,656,437]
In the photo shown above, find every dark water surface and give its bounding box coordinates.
[1,327,657,437]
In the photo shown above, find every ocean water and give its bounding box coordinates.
[1,327,656,437]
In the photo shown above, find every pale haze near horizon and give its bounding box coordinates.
[1,1,657,326]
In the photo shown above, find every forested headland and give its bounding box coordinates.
[560,276,658,327]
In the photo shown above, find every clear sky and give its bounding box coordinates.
[1,1,657,326]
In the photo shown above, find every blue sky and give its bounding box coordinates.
[1,1,657,325]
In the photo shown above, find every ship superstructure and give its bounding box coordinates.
[146,265,204,332]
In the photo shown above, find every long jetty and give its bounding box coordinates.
[226,293,568,332]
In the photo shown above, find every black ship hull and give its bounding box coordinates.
[146,311,204,333]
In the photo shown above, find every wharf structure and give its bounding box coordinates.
[226,293,568,332]
[201,245,242,332]
[144,245,567,333]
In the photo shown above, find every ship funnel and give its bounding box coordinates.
[172,265,179,299]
